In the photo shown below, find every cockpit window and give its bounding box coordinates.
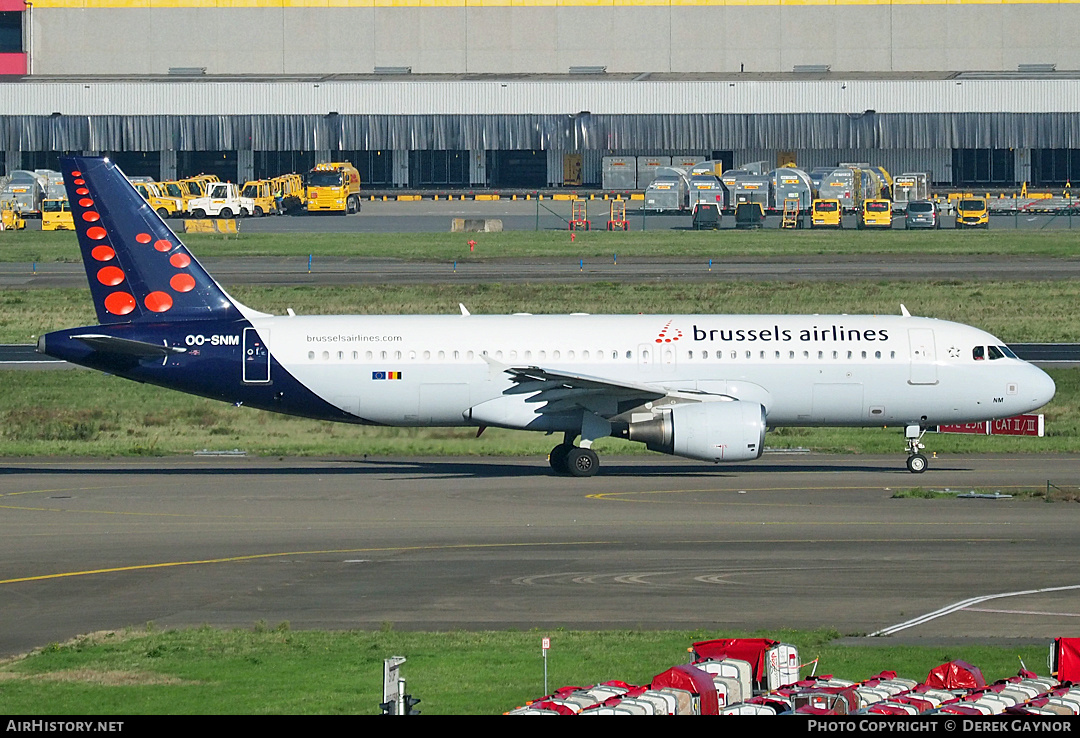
[987,345,1005,360]
[973,346,985,360]
[1000,345,1018,359]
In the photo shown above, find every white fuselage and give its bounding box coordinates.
[250,312,1054,430]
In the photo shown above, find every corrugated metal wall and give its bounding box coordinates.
[6,80,1080,116]
[7,113,1080,153]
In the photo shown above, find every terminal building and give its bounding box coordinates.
[1,0,1079,188]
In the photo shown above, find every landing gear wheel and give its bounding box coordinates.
[565,447,600,478]
[548,444,573,474]
[906,453,928,474]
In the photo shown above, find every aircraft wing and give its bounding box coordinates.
[498,363,700,417]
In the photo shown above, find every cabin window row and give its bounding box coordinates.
[306,349,639,361]
[688,349,898,360]
[304,348,899,362]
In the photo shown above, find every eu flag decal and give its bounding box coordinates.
[372,371,402,380]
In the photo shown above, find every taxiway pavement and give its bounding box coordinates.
[2,453,1078,657]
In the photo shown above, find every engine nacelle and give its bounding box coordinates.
[625,401,766,463]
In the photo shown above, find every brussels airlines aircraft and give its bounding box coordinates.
[39,157,1056,476]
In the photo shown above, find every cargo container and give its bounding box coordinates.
[602,156,638,190]
[892,172,929,211]
[769,167,813,211]
[636,156,671,189]
[732,176,770,208]
[644,167,688,212]
[671,154,705,170]
[38,170,66,200]
[690,160,725,178]
[688,173,726,210]
[808,167,835,193]
[817,167,861,211]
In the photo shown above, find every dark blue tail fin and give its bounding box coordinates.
[62,156,247,324]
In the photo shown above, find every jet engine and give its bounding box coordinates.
[620,400,766,463]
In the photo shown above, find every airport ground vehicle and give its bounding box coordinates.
[734,202,765,229]
[272,173,305,213]
[40,156,1057,478]
[306,162,361,214]
[692,202,720,230]
[954,196,989,228]
[186,181,254,218]
[41,198,74,230]
[858,199,893,229]
[810,199,843,228]
[1,171,45,217]
[132,181,183,218]
[157,181,195,210]
[904,200,941,229]
[241,180,278,216]
[172,175,223,212]
[1,199,25,229]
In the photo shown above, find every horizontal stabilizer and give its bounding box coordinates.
[71,333,187,358]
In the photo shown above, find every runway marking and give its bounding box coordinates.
[0,484,250,519]
[870,584,1080,636]
[0,504,244,519]
[0,540,615,586]
[587,484,1042,503]
[964,607,1080,618]
[0,485,138,499]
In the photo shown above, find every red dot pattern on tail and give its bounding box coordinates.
[104,291,136,316]
[96,266,125,286]
[71,163,204,319]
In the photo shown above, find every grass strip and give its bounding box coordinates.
[4,227,1080,263]
[0,626,1055,715]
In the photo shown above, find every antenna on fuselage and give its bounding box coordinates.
[900,304,911,318]
[459,303,471,316]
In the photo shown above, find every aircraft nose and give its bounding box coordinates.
[1026,365,1056,410]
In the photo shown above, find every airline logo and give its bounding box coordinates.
[372,371,403,380]
[656,321,683,343]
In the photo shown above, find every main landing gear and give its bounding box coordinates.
[905,425,928,474]
[549,433,600,477]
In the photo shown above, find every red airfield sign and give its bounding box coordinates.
[936,414,1044,437]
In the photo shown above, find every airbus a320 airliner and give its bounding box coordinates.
[39,157,1056,476]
